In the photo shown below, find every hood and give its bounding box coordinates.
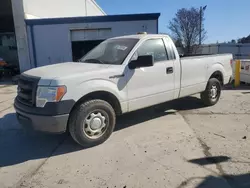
[23,62,109,79]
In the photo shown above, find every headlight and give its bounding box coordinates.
[36,86,67,107]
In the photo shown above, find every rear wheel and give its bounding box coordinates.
[69,99,116,147]
[201,78,221,106]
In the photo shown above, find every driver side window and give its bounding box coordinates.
[136,39,169,62]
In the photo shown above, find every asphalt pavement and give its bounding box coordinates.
[0,85,249,188]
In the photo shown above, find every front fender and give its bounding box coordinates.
[63,79,128,112]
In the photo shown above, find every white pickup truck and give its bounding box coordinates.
[14,34,232,147]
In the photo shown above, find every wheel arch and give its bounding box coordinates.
[207,63,226,86]
[209,70,224,86]
[70,90,122,116]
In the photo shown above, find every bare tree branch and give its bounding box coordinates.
[168,7,207,54]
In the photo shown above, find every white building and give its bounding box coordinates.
[0,0,160,72]
[26,13,159,68]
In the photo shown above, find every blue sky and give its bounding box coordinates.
[96,0,250,44]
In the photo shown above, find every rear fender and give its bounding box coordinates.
[207,63,226,83]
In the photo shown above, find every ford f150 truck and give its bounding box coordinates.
[14,34,233,147]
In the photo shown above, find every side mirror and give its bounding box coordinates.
[128,55,154,69]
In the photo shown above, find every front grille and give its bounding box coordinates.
[17,74,40,106]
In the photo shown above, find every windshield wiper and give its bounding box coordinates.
[83,59,104,64]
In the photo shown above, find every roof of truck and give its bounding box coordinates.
[112,33,169,40]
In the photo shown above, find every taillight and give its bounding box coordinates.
[230,59,233,66]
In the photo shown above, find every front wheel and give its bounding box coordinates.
[200,78,221,106]
[69,99,116,147]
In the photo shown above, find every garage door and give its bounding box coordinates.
[71,28,112,41]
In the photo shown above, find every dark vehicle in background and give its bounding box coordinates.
[0,57,19,80]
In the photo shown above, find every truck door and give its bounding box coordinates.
[126,38,175,111]
[163,37,181,99]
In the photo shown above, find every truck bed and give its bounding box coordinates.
[178,53,233,98]
[180,53,232,59]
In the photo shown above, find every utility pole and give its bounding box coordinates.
[199,6,207,45]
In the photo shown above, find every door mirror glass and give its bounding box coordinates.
[128,55,154,69]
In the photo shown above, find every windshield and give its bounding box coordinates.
[80,38,139,65]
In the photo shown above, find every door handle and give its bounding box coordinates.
[166,67,173,74]
[109,74,125,79]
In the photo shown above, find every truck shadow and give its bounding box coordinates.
[177,156,250,188]
[0,96,206,167]
[0,113,79,167]
[115,96,205,131]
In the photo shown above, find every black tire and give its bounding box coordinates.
[200,78,221,106]
[69,99,116,147]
